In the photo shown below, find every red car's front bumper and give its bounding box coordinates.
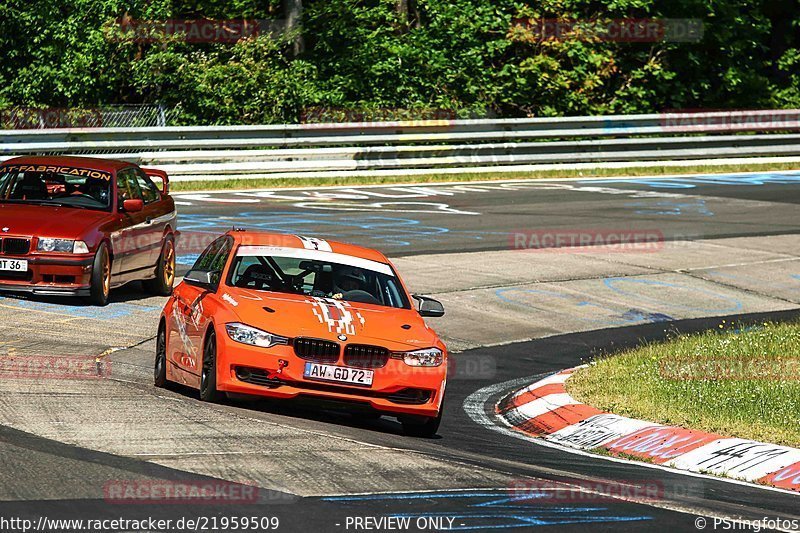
[0,254,93,296]
[214,336,446,418]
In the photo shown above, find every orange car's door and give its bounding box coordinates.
[172,283,206,376]
[172,236,233,377]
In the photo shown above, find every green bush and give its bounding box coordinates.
[0,0,797,123]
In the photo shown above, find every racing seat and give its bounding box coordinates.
[85,177,109,204]
[235,264,282,291]
[12,173,48,200]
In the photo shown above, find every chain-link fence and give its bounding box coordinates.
[0,104,182,129]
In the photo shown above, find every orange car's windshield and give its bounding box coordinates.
[227,253,411,309]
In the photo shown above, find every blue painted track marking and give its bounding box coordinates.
[178,212,504,248]
[580,171,800,189]
[321,490,652,529]
[626,199,714,217]
[602,278,743,313]
[0,295,159,320]
[495,287,674,327]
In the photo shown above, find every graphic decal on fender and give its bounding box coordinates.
[310,297,365,336]
[171,295,204,369]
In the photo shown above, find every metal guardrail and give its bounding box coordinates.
[2,110,799,180]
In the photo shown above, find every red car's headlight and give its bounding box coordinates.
[37,238,89,254]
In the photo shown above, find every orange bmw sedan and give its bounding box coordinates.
[155,230,448,437]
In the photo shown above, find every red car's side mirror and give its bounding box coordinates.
[142,168,169,195]
[123,199,144,213]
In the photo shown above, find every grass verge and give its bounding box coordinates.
[170,161,800,192]
[567,320,800,448]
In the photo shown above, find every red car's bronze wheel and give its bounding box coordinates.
[88,243,111,306]
[163,239,175,287]
[101,254,110,296]
[144,235,176,296]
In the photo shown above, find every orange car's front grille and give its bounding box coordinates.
[1,238,31,255]
[343,344,389,368]
[234,366,433,405]
[293,337,340,364]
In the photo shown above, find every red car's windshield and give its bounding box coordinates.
[0,167,112,211]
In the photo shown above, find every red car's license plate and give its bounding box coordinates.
[0,259,27,272]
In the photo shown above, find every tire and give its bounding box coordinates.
[352,411,382,421]
[144,236,175,296]
[400,410,442,438]
[154,321,168,388]
[88,243,111,306]
[200,329,221,402]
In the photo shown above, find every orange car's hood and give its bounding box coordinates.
[221,288,439,350]
[0,202,112,239]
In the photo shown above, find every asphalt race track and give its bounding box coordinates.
[1,170,800,532]
[171,171,800,257]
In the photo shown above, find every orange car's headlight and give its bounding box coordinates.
[225,322,289,349]
[393,348,443,367]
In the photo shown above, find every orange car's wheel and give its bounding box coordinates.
[154,321,168,388]
[400,408,443,438]
[88,243,111,306]
[144,236,175,296]
[200,329,221,402]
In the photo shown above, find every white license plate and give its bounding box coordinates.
[304,362,374,387]
[0,259,27,272]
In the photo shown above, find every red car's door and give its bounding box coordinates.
[114,168,154,274]
[134,167,176,265]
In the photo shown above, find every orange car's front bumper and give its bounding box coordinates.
[0,254,93,296]
[215,336,446,418]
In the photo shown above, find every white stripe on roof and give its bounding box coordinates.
[236,245,394,276]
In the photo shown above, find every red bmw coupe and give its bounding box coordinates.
[0,155,178,305]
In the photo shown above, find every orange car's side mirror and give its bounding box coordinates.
[413,294,445,317]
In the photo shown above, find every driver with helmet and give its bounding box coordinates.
[331,267,367,300]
